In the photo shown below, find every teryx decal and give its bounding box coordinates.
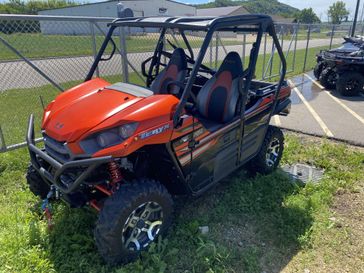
[140,124,170,139]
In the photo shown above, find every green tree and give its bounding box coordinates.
[328,1,349,24]
[295,8,321,24]
[0,0,77,15]
[0,0,77,34]
[215,0,234,7]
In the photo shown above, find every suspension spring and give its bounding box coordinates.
[108,161,123,186]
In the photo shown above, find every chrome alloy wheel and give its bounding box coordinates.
[266,137,281,167]
[122,201,163,251]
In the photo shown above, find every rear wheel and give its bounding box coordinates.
[94,179,173,265]
[336,71,363,96]
[319,67,337,89]
[26,165,50,199]
[247,126,284,175]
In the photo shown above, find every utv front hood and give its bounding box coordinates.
[43,79,145,142]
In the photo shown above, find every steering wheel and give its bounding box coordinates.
[165,80,198,104]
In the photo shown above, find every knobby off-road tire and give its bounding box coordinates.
[26,165,50,199]
[319,67,337,90]
[313,62,324,79]
[247,126,284,175]
[336,71,364,96]
[95,179,174,265]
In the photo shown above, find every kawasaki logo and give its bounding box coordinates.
[55,122,64,129]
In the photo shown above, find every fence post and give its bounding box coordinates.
[0,126,6,153]
[361,23,364,35]
[292,23,299,72]
[279,25,284,72]
[242,33,246,67]
[209,37,213,67]
[269,25,279,77]
[119,27,129,83]
[90,22,99,77]
[262,33,267,80]
[302,25,311,73]
[215,32,219,69]
[329,25,335,49]
[162,34,167,64]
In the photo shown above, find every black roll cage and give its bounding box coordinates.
[85,15,287,128]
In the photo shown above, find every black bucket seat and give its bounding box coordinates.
[150,48,188,95]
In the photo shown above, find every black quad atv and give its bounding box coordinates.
[314,36,364,86]
[335,50,364,96]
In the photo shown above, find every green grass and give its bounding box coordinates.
[0,33,159,60]
[0,133,363,272]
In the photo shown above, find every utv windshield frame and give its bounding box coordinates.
[85,15,287,128]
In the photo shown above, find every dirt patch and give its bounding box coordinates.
[324,184,364,272]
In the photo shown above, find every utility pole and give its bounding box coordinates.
[352,0,361,36]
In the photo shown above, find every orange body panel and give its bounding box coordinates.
[42,78,180,157]
[42,78,291,159]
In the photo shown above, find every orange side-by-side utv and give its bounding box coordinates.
[26,15,291,264]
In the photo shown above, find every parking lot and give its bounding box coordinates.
[272,71,364,146]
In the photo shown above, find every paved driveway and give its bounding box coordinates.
[271,71,364,146]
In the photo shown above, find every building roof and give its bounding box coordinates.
[196,6,249,17]
[38,0,193,12]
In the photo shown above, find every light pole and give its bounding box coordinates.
[352,0,361,36]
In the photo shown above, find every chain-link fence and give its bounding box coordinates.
[0,14,362,152]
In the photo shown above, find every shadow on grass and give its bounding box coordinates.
[171,168,313,273]
[42,168,312,273]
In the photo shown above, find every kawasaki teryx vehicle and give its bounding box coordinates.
[314,36,364,82]
[26,15,291,264]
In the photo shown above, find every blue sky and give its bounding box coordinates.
[0,0,360,21]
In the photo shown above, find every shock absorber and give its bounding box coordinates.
[108,161,123,186]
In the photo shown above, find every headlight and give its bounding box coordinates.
[80,123,138,154]
[118,123,138,139]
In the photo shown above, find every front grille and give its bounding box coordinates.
[43,134,71,163]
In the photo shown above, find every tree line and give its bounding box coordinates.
[296,1,349,24]
[0,0,77,14]
[197,0,351,25]
[0,0,78,34]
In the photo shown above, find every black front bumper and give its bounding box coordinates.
[26,114,112,194]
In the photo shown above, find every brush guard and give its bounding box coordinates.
[26,114,112,194]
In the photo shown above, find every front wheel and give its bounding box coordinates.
[319,67,337,89]
[336,71,364,96]
[94,179,174,265]
[313,62,324,79]
[247,126,284,175]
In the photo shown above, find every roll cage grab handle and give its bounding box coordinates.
[85,19,287,128]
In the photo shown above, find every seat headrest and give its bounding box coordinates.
[168,48,187,71]
[215,51,243,79]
